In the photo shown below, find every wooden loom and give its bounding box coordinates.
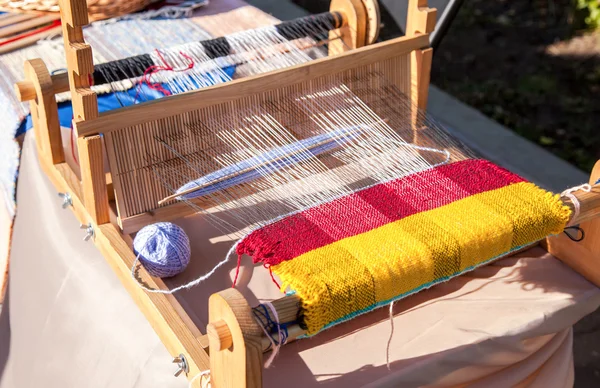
[14,0,600,386]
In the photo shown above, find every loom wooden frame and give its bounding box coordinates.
[15,0,600,386]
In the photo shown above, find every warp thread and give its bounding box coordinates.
[386,301,395,370]
[561,183,592,227]
[252,302,289,368]
[188,369,211,388]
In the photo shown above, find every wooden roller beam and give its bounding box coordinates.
[208,293,305,358]
[563,183,600,225]
[546,164,600,287]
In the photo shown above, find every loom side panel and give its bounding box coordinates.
[545,162,600,287]
[104,54,412,231]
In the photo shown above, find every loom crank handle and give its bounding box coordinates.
[207,320,233,351]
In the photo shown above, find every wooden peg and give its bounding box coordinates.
[207,320,233,351]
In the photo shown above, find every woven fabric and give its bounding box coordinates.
[237,159,571,334]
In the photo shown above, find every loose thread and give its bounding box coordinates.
[253,305,277,361]
[386,301,395,370]
[266,264,281,289]
[70,117,78,165]
[188,369,211,388]
[251,304,291,364]
[140,50,196,97]
[564,226,585,242]
[561,184,592,227]
[131,241,238,294]
[232,254,242,288]
[263,301,283,368]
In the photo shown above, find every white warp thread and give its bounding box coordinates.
[252,301,283,368]
[263,301,283,368]
[188,369,211,388]
[130,242,236,294]
[561,184,592,226]
[386,301,395,370]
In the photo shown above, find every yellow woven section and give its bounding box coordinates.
[273,182,571,335]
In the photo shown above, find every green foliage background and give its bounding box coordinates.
[577,0,600,29]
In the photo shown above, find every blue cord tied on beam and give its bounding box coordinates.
[252,302,293,368]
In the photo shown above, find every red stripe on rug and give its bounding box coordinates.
[237,159,525,266]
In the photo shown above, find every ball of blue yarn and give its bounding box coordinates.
[133,222,191,278]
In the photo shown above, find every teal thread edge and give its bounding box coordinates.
[296,243,533,339]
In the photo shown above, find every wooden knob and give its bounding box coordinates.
[207,320,233,351]
[14,81,36,102]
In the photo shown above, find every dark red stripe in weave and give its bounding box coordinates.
[237,159,526,266]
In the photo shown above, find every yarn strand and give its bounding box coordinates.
[188,369,211,388]
[131,234,238,294]
[561,184,592,226]
[386,301,395,370]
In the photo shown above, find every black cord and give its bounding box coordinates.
[563,226,585,242]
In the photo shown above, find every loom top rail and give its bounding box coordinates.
[15,0,600,387]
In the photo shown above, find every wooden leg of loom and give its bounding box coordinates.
[208,289,264,388]
[207,291,305,388]
[77,135,110,225]
[545,161,600,287]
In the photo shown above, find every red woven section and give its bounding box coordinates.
[237,159,526,267]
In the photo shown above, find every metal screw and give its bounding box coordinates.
[172,354,189,377]
[58,192,72,209]
[79,223,94,241]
